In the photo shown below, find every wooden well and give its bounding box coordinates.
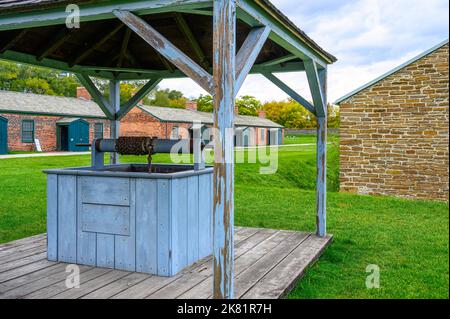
[44,164,213,276]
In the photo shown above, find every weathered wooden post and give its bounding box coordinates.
[212,0,236,299]
[305,60,328,237]
[109,79,120,164]
[316,67,327,237]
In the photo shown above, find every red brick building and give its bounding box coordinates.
[336,40,449,201]
[0,87,283,154]
[0,89,110,153]
[121,103,284,147]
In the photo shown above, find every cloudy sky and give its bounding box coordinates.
[159,0,449,104]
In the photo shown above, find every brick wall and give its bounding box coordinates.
[120,107,190,139]
[339,44,449,201]
[0,113,110,152]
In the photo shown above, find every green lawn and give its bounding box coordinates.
[284,134,339,145]
[0,141,448,299]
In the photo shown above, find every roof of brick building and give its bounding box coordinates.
[335,39,449,104]
[138,105,284,128]
[0,90,106,118]
[0,90,283,128]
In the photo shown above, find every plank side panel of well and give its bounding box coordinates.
[170,177,188,275]
[157,179,170,276]
[114,179,136,272]
[96,234,114,268]
[135,178,158,274]
[46,174,58,261]
[198,173,212,259]
[77,179,97,266]
[187,175,199,265]
[57,175,77,263]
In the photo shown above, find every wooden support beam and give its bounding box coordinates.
[109,79,120,164]
[0,29,27,54]
[75,73,114,119]
[157,52,175,73]
[0,0,213,31]
[261,72,316,115]
[304,59,327,117]
[316,116,327,237]
[316,67,327,237]
[70,23,124,67]
[37,27,75,61]
[235,26,270,94]
[113,10,214,94]
[212,0,236,299]
[175,8,213,16]
[262,54,297,67]
[116,78,161,120]
[117,29,132,67]
[173,12,210,69]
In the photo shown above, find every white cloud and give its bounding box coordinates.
[157,0,449,104]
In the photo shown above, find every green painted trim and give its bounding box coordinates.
[0,50,117,79]
[335,39,449,104]
[0,109,107,120]
[0,0,213,31]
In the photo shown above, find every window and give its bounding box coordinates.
[171,126,179,139]
[94,123,104,139]
[260,128,265,141]
[21,120,34,143]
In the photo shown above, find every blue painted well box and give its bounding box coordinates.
[44,164,213,276]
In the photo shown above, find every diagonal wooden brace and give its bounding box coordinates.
[113,10,214,94]
[75,73,114,119]
[235,26,270,94]
[116,78,161,120]
[304,59,327,117]
[262,72,316,115]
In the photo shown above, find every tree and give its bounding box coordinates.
[196,94,213,112]
[146,88,187,108]
[0,60,79,96]
[104,82,138,104]
[195,94,262,115]
[327,104,340,128]
[236,95,261,116]
[263,99,315,128]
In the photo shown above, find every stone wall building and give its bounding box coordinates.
[336,40,449,201]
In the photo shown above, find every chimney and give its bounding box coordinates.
[258,110,266,118]
[235,106,239,115]
[185,100,198,111]
[76,87,91,100]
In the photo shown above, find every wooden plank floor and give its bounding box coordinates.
[0,228,332,299]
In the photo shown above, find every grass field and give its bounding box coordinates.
[0,141,448,298]
[283,134,339,145]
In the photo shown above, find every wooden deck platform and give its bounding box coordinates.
[0,227,332,299]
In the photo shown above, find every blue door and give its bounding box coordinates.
[0,116,7,154]
[68,119,90,151]
[278,128,283,145]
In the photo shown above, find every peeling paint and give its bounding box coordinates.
[212,0,236,299]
